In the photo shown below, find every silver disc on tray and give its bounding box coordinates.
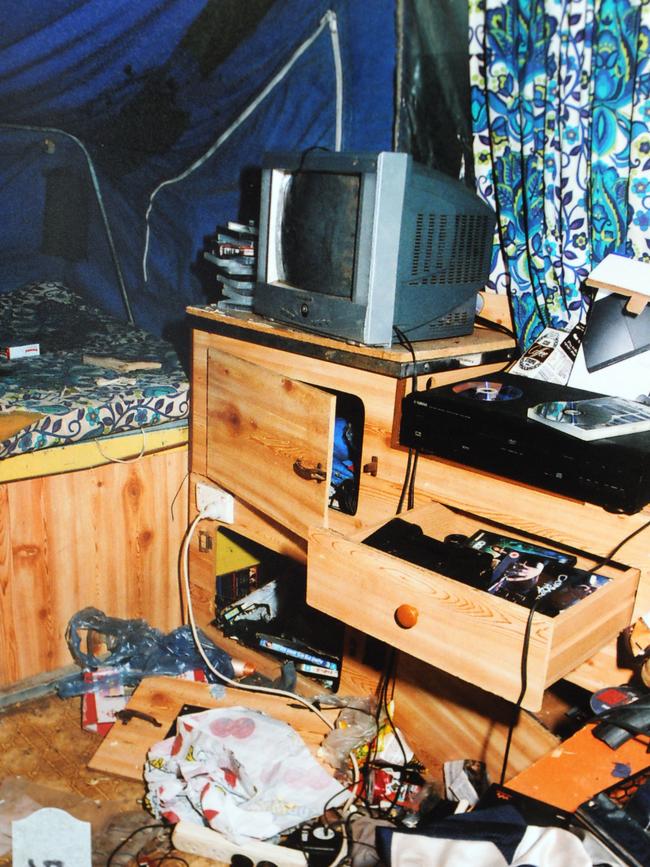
[452,380,523,401]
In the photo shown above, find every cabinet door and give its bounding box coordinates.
[206,348,336,538]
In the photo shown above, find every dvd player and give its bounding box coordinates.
[399,372,650,514]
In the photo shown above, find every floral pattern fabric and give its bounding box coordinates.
[469,0,650,350]
[0,282,188,459]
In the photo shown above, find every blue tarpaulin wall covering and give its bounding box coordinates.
[0,1,395,358]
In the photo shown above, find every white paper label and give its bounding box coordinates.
[12,808,91,867]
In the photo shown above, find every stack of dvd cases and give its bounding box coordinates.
[204,221,257,312]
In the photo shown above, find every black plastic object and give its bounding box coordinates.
[592,694,650,749]
[363,518,493,588]
[282,823,343,867]
[575,766,650,867]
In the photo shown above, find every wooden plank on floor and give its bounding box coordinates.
[88,675,335,781]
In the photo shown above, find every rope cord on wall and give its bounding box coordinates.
[141,9,344,281]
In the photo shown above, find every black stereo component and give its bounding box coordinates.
[399,372,650,514]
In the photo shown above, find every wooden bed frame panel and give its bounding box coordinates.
[0,445,188,689]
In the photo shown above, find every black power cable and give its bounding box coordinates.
[500,516,650,785]
[393,326,420,514]
[499,599,540,785]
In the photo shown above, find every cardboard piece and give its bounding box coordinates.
[586,253,650,315]
[568,290,650,399]
[506,722,650,811]
[0,410,43,440]
[569,254,650,398]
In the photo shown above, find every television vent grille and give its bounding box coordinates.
[410,213,493,285]
[437,309,470,327]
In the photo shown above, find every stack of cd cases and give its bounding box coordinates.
[204,221,257,312]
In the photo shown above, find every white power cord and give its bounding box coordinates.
[181,507,360,816]
[180,507,366,863]
[181,509,335,726]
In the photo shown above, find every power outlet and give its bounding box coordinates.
[196,481,235,523]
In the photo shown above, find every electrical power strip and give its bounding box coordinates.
[172,821,308,866]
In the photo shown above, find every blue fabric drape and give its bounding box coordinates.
[0,1,395,345]
[469,0,650,349]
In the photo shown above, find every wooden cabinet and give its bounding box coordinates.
[189,303,517,552]
[187,302,648,779]
[206,348,336,539]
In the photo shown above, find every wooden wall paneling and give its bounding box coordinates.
[93,452,186,630]
[104,465,138,615]
[148,449,188,627]
[6,477,55,681]
[0,483,20,684]
[44,467,98,608]
[0,446,188,689]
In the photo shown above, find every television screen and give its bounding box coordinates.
[281,171,360,299]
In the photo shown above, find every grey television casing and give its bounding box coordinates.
[254,150,496,347]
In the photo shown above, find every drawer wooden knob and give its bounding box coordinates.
[395,604,418,629]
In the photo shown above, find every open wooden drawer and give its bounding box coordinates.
[306,501,639,710]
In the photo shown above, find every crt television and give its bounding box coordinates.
[254,150,496,346]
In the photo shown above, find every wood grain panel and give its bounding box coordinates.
[187,296,515,363]
[6,477,53,680]
[308,503,638,710]
[206,348,336,538]
[0,483,19,682]
[395,454,650,688]
[192,329,511,539]
[308,524,551,709]
[0,447,188,689]
[89,664,556,787]
[191,329,211,479]
[392,655,558,784]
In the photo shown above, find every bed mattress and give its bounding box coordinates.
[0,281,189,459]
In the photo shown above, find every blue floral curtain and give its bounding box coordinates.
[469,0,650,349]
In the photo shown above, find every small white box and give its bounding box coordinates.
[3,343,40,360]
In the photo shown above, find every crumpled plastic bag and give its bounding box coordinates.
[144,706,348,843]
[319,706,378,770]
[57,607,234,697]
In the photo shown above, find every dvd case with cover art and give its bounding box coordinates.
[464,530,609,614]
